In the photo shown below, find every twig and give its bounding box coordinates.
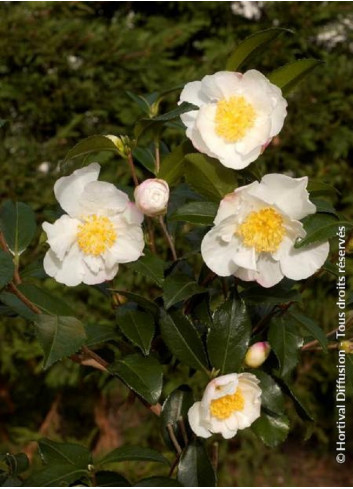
[159,216,177,261]
[126,150,139,187]
[154,139,160,174]
[169,456,180,477]
[178,417,188,446]
[166,423,182,455]
[8,282,41,314]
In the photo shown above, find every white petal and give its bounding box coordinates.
[179,80,207,106]
[122,202,144,225]
[82,261,119,285]
[202,71,243,100]
[234,266,257,283]
[201,221,239,277]
[79,181,129,216]
[214,182,259,225]
[44,244,86,287]
[105,219,144,267]
[254,254,284,288]
[83,254,104,274]
[248,174,316,220]
[188,403,212,438]
[54,163,100,217]
[279,240,330,281]
[42,215,80,261]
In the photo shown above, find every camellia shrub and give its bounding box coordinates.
[0,29,352,487]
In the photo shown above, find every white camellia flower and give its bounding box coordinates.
[188,373,261,439]
[134,178,170,217]
[42,163,145,286]
[201,174,330,288]
[179,70,287,169]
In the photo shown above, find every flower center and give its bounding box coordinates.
[77,215,116,256]
[236,207,285,253]
[210,389,245,420]
[215,96,256,143]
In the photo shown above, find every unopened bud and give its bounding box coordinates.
[134,178,169,217]
[244,342,271,368]
[105,134,132,158]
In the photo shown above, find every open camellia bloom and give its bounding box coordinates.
[42,163,145,286]
[179,70,287,169]
[188,373,261,439]
[201,174,330,288]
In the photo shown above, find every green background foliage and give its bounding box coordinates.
[1,1,353,486]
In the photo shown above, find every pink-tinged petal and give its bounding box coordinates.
[279,240,330,281]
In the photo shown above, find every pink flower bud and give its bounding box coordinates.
[244,342,271,368]
[134,178,169,217]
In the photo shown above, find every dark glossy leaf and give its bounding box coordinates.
[64,135,118,161]
[16,284,74,316]
[160,311,209,372]
[307,179,338,198]
[158,141,193,186]
[126,91,151,115]
[275,377,314,421]
[116,308,155,355]
[252,413,290,447]
[110,290,159,318]
[127,251,165,286]
[170,202,218,226]
[269,59,323,95]
[240,284,300,305]
[0,201,36,257]
[252,371,285,415]
[290,310,328,352]
[2,453,29,476]
[268,317,303,378]
[0,250,14,289]
[132,147,155,173]
[26,464,88,487]
[185,153,237,201]
[177,440,216,487]
[98,446,169,466]
[38,438,91,467]
[110,354,163,405]
[207,297,251,374]
[0,291,36,321]
[163,273,206,309]
[310,198,337,216]
[226,28,289,71]
[161,386,194,451]
[84,322,118,347]
[96,471,130,487]
[148,102,197,122]
[35,315,87,369]
[295,213,351,248]
[135,477,181,487]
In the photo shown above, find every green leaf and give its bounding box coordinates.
[96,470,131,487]
[252,371,285,415]
[132,147,155,173]
[268,59,323,95]
[110,290,159,318]
[295,213,352,249]
[226,28,290,71]
[126,251,165,286]
[84,322,117,347]
[170,202,218,226]
[185,153,237,201]
[96,471,130,487]
[126,91,151,115]
[310,198,337,216]
[161,386,194,451]
[240,284,301,305]
[177,440,216,487]
[307,179,338,198]
[0,250,14,289]
[252,413,290,448]
[64,135,119,162]
[2,453,29,476]
[149,102,197,122]
[16,284,74,316]
[97,446,169,467]
[26,465,88,487]
[163,273,206,309]
[268,317,303,378]
[160,311,209,372]
[158,141,193,186]
[290,310,328,352]
[110,354,163,405]
[34,315,87,369]
[0,291,36,321]
[116,308,155,355]
[275,378,314,421]
[38,438,91,467]
[207,297,251,374]
[135,477,181,487]
[0,201,36,257]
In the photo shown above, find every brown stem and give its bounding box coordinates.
[159,216,177,261]
[169,456,180,477]
[127,150,139,187]
[167,423,182,455]
[154,139,160,174]
[8,282,41,314]
[178,417,188,446]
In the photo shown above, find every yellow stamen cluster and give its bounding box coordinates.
[210,389,245,420]
[237,207,285,253]
[215,96,256,143]
[77,215,116,256]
